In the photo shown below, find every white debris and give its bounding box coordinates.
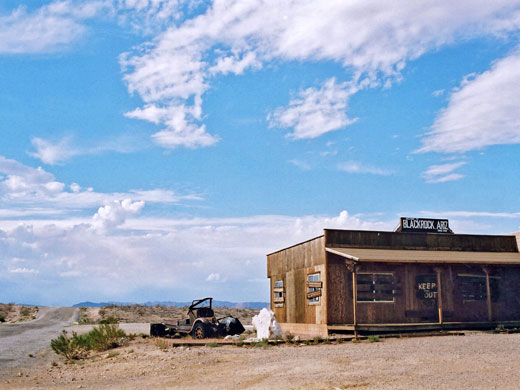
[224,335,241,341]
[252,308,283,340]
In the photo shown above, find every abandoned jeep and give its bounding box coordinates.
[150,297,245,339]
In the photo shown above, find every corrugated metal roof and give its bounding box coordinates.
[326,247,520,264]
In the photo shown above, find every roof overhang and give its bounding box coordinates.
[326,247,520,265]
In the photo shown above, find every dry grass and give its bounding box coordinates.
[78,305,258,325]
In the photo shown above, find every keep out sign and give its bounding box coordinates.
[416,275,438,300]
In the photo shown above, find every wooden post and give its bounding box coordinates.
[483,267,493,322]
[435,268,443,325]
[352,265,358,339]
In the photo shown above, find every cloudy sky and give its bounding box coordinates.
[1,0,520,305]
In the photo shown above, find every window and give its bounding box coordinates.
[307,273,322,304]
[457,274,500,302]
[273,280,284,307]
[357,273,397,302]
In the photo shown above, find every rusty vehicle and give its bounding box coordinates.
[150,297,245,339]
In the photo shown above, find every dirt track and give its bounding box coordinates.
[2,331,520,389]
[0,307,78,378]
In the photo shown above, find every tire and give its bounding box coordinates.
[192,323,208,339]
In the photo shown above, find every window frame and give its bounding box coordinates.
[307,272,322,305]
[356,272,397,303]
[273,279,284,307]
[456,273,500,303]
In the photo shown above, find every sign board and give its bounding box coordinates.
[399,217,452,233]
[416,275,438,300]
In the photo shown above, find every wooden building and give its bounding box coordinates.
[267,218,520,337]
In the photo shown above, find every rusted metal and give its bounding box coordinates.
[150,297,245,339]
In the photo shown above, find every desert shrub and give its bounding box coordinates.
[85,324,127,351]
[51,324,127,361]
[20,307,31,317]
[494,324,506,334]
[0,315,5,323]
[284,332,295,344]
[252,338,270,348]
[368,335,380,343]
[50,331,89,361]
[98,309,106,317]
[205,342,219,348]
[313,336,323,345]
[98,316,118,324]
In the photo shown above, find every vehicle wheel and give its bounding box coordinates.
[192,323,208,339]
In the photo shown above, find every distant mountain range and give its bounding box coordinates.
[73,300,269,310]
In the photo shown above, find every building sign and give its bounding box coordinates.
[399,217,452,233]
[416,275,438,300]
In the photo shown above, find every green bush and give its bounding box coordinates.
[98,316,118,324]
[50,330,88,361]
[86,323,127,351]
[368,335,380,343]
[50,324,127,361]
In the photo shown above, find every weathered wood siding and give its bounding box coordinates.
[325,229,519,252]
[325,255,520,325]
[267,236,326,324]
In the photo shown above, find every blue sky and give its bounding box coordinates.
[1,0,520,305]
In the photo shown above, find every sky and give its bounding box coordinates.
[1,0,520,306]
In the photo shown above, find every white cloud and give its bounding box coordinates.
[421,161,467,183]
[9,267,39,274]
[420,210,520,219]
[29,137,80,165]
[268,78,358,139]
[0,155,200,213]
[288,159,311,171]
[337,161,393,176]
[92,199,145,232]
[29,135,141,165]
[206,272,221,282]
[0,1,108,54]
[0,209,393,304]
[121,0,520,147]
[419,51,520,153]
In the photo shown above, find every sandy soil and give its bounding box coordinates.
[2,332,520,389]
[0,305,39,324]
[79,305,258,325]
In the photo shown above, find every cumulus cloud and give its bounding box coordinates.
[0,209,393,304]
[268,78,358,139]
[92,199,145,232]
[121,0,520,147]
[419,51,520,153]
[421,162,467,183]
[337,161,393,176]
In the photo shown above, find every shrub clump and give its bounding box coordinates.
[51,324,127,361]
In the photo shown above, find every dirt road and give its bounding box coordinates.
[0,307,78,377]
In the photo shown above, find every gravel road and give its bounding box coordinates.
[0,307,78,378]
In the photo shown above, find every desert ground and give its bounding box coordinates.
[2,323,520,389]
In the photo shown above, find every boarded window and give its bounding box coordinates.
[357,273,398,303]
[307,273,322,304]
[457,274,500,302]
[273,280,284,307]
